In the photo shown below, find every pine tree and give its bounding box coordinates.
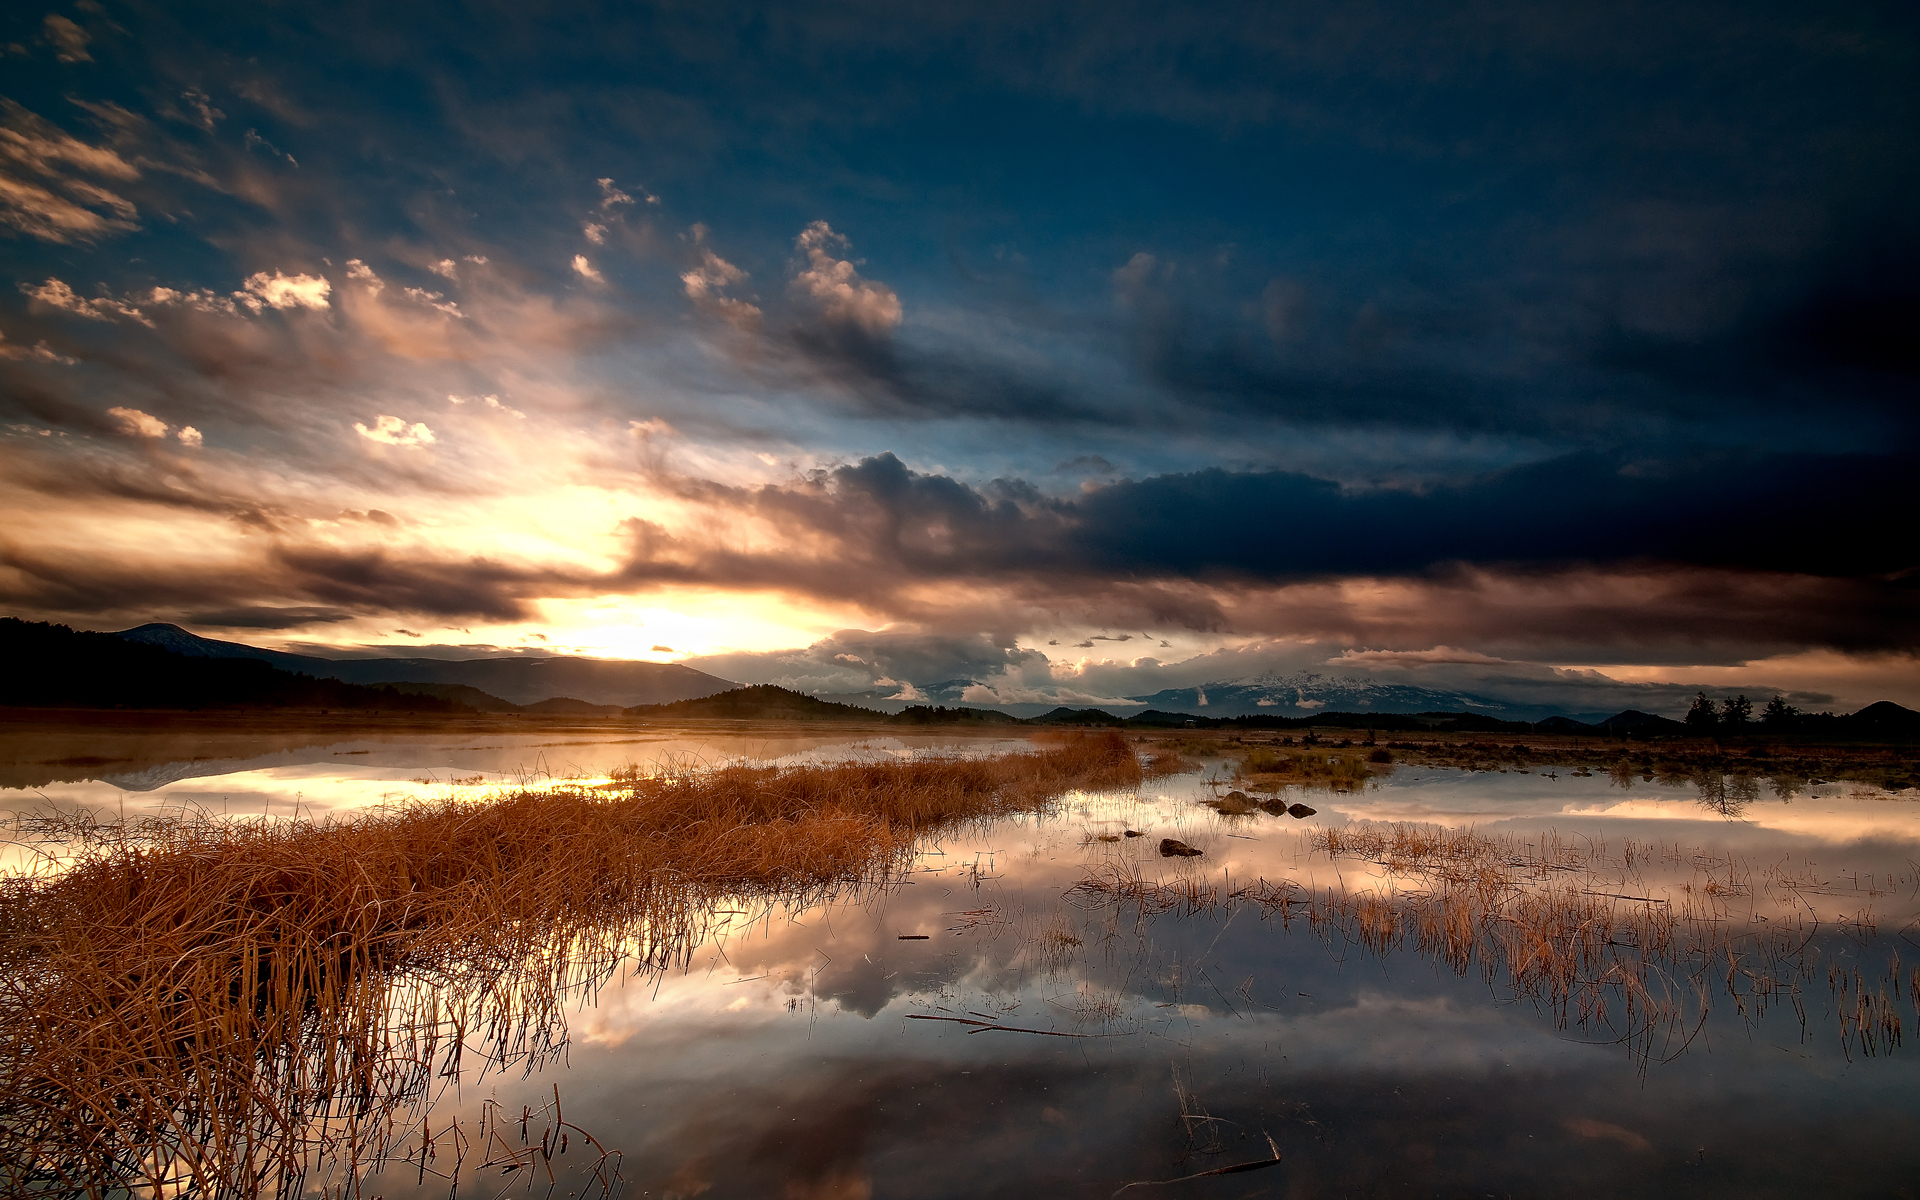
[1762,695,1800,726]
[1684,692,1719,733]
[1721,693,1752,730]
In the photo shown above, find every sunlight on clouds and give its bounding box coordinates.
[23,277,150,324]
[0,330,74,363]
[401,286,463,317]
[791,221,901,333]
[353,415,435,447]
[239,271,331,311]
[106,407,168,438]
[0,98,139,242]
[530,592,876,659]
[681,224,761,327]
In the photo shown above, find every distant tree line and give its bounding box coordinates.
[1683,691,1832,735]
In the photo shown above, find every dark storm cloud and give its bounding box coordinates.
[1592,221,1920,415]
[1264,569,1920,663]
[0,530,577,628]
[185,605,358,629]
[1068,452,1918,579]
[781,321,1098,424]
[625,450,1919,652]
[639,449,1916,583]
[270,546,562,622]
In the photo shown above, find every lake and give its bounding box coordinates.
[4,712,1917,1198]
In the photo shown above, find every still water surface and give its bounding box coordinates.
[5,718,1917,1198]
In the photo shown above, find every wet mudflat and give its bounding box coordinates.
[3,717,1917,1198]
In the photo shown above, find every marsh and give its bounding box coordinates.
[3,716,1917,1197]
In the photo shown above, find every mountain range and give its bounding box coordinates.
[822,671,1589,723]
[1122,672,1589,722]
[114,624,735,708]
[6,618,1913,741]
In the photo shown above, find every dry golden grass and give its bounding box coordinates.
[0,734,1142,1199]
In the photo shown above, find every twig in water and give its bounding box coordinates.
[905,1014,1095,1038]
[1111,1134,1282,1194]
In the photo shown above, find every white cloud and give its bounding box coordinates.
[41,14,92,63]
[22,277,151,324]
[482,394,525,418]
[597,177,657,209]
[571,254,604,283]
[583,222,606,244]
[354,415,435,448]
[628,417,675,439]
[791,221,901,334]
[240,270,331,311]
[106,406,168,438]
[145,285,238,314]
[402,285,463,317]
[344,259,383,291]
[428,258,458,279]
[681,224,761,327]
[176,425,203,447]
[463,255,488,265]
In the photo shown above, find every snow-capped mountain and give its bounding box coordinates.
[1125,671,1554,720]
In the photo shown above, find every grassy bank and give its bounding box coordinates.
[0,734,1145,1198]
[1145,728,1920,795]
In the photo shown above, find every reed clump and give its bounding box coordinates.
[0,734,1142,1199]
[1236,746,1379,792]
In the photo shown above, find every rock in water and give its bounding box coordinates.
[1160,838,1204,857]
[1208,792,1258,815]
[1287,803,1317,818]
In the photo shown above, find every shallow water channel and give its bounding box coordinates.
[5,717,1919,1198]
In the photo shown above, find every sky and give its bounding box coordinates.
[1,0,1915,715]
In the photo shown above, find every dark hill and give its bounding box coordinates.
[1834,701,1920,739]
[891,705,1024,725]
[1,619,473,713]
[1027,707,1129,726]
[520,696,626,715]
[625,685,881,722]
[383,682,522,712]
[1595,710,1689,737]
